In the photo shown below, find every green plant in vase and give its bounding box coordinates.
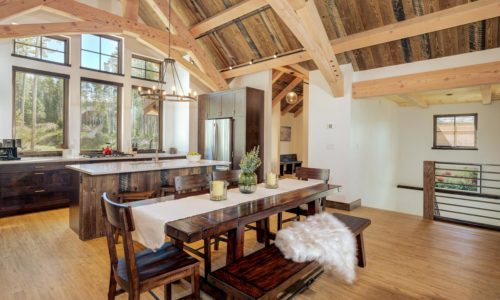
[239,146,261,194]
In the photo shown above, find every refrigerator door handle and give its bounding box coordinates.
[212,122,216,159]
[215,122,219,159]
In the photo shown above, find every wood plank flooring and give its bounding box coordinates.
[1,207,499,299]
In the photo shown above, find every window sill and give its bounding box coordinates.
[431,147,478,151]
[131,76,165,84]
[80,67,125,77]
[11,53,71,67]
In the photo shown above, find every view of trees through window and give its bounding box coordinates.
[131,55,161,81]
[80,81,118,151]
[14,70,65,152]
[14,36,67,64]
[131,88,160,151]
[81,34,120,73]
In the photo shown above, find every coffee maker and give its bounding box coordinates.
[0,139,21,160]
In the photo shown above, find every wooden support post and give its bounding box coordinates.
[423,161,436,220]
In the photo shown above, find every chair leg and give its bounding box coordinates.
[128,290,140,300]
[277,213,283,231]
[192,266,200,300]
[108,270,117,300]
[164,283,172,300]
[263,218,270,247]
[356,233,366,268]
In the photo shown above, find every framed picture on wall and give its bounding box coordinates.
[280,126,291,141]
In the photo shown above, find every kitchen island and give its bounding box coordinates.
[67,159,230,240]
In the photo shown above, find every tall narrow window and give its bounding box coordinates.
[81,34,121,74]
[80,79,121,151]
[13,67,68,153]
[13,36,69,65]
[434,114,478,149]
[131,55,162,81]
[131,87,161,152]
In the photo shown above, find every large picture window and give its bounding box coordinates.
[13,67,68,153]
[13,36,69,65]
[131,55,162,82]
[80,79,121,151]
[81,34,121,74]
[131,87,162,152]
[433,114,478,150]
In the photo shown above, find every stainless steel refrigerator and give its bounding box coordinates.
[204,119,233,167]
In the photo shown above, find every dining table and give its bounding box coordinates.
[130,178,341,297]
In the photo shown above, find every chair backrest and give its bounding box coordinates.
[295,167,330,183]
[280,154,298,162]
[212,170,241,187]
[101,193,139,288]
[174,173,212,195]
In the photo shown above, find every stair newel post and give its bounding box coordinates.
[423,161,436,220]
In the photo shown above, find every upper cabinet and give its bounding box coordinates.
[206,90,246,119]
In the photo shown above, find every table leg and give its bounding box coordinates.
[307,199,321,216]
[356,233,366,268]
[172,238,184,250]
[226,226,245,264]
[203,238,212,278]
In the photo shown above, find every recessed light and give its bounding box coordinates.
[11,22,18,25]
[446,93,453,96]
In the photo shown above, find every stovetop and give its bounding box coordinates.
[81,151,134,159]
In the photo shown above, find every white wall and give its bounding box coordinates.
[280,112,304,160]
[229,71,273,173]
[0,33,192,154]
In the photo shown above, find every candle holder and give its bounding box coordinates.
[265,173,279,189]
[210,180,228,201]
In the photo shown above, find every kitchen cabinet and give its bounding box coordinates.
[198,87,265,180]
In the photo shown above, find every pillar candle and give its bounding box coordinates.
[267,172,276,186]
[212,180,225,197]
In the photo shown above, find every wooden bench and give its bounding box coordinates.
[208,213,371,299]
[279,154,302,176]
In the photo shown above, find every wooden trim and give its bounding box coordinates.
[272,70,284,84]
[433,113,478,150]
[0,0,54,20]
[272,77,302,106]
[352,61,500,98]
[189,0,268,37]
[121,0,139,21]
[480,85,492,104]
[423,161,435,220]
[0,21,117,39]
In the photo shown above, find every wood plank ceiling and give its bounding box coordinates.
[141,0,500,110]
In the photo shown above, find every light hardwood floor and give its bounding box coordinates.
[1,207,499,300]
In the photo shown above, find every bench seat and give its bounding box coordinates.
[209,213,371,299]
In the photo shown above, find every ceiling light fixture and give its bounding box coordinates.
[273,53,278,58]
[138,0,197,103]
[286,91,298,104]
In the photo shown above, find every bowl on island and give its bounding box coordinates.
[187,152,202,162]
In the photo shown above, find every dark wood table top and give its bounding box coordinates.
[164,183,341,243]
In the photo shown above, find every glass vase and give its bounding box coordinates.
[239,172,257,194]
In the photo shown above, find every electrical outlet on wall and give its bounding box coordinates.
[327,123,334,129]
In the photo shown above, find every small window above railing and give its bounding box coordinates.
[433,113,478,150]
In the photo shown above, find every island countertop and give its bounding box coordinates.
[66,159,231,176]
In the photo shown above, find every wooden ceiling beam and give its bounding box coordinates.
[267,0,343,96]
[294,106,303,117]
[0,21,117,38]
[481,85,493,104]
[281,96,303,115]
[272,70,285,84]
[121,0,139,21]
[272,77,302,106]
[275,66,308,81]
[389,95,428,108]
[221,0,500,79]
[151,0,228,91]
[352,61,500,99]
[42,0,187,49]
[189,0,268,37]
[0,0,53,20]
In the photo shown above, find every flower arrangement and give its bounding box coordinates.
[239,146,261,173]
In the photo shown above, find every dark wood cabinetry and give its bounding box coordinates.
[198,87,265,180]
[0,162,79,217]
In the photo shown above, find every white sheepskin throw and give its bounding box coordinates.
[275,212,357,284]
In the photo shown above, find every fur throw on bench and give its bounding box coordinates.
[275,213,357,284]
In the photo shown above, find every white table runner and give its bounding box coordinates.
[131,179,324,250]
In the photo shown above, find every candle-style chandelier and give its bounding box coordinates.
[138,0,197,103]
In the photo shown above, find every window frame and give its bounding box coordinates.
[80,34,123,75]
[12,35,70,66]
[131,85,164,153]
[79,77,123,153]
[11,66,70,156]
[131,54,163,83]
[433,113,478,150]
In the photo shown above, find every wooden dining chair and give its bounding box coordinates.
[277,167,330,230]
[212,169,241,188]
[100,193,200,300]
